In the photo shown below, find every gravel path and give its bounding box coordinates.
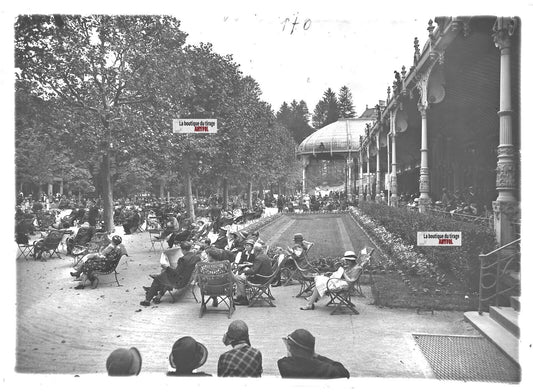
[13,213,479,378]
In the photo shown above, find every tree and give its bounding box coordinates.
[312,99,328,129]
[338,85,356,118]
[276,100,315,144]
[15,15,189,230]
[312,88,339,129]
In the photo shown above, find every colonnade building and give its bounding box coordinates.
[297,16,520,247]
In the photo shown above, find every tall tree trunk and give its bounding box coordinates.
[101,153,114,232]
[184,153,195,221]
[222,178,229,210]
[247,181,253,208]
[159,177,166,200]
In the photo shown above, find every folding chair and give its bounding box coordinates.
[32,229,65,261]
[158,248,198,303]
[89,251,127,288]
[293,257,320,298]
[71,232,111,267]
[66,226,95,255]
[247,254,285,307]
[17,242,34,260]
[325,247,374,314]
[354,247,374,297]
[149,229,166,252]
[196,260,235,319]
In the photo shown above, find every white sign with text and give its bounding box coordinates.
[417,232,462,246]
[173,119,218,134]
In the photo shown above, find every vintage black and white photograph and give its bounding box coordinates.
[3,0,531,388]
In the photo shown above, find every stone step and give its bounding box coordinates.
[510,296,520,312]
[490,306,520,338]
[464,311,519,366]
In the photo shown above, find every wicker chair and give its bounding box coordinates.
[196,260,235,319]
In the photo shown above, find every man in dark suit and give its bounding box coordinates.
[140,241,200,306]
[278,329,349,379]
[234,243,272,305]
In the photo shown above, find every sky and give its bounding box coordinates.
[4,0,531,117]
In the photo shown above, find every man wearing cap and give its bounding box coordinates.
[218,320,262,377]
[278,329,349,379]
[167,336,211,376]
[234,243,273,306]
[140,241,200,306]
[106,347,142,376]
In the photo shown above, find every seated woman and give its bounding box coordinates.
[299,250,361,310]
[70,235,124,279]
[73,235,127,289]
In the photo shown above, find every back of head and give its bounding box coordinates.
[224,320,250,346]
[253,243,263,254]
[106,347,142,376]
[170,336,208,374]
[180,241,192,252]
[285,329,315,358]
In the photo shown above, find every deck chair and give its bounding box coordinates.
[71,232,110,267]
[280,241,315,286]
[246,254,285,307]
[66,226,95,255]
[88,249,128,288]
[196,260,235,319]
[149,229,166,252]
[17,242,34,260]
[325,247,374,315]
[292,257,320,298]
[354,247,375,296]
[157,248,198,303]
[32,229,65,261]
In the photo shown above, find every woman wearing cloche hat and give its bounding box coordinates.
[167,336,211,376]
[299,250,361,310]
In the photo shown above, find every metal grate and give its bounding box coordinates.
[413,334,520,383]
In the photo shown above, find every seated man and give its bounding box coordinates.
[271,233,310,286]
[156,213,179,240]
[70,234,124,278]
[140,241,200,306]
[278,329,349,379]
[233,243,273,306]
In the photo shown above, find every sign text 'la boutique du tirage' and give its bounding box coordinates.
[417,232,462,246]
[173,119,217,134]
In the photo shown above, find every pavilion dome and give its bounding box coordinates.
[297,117,374,156]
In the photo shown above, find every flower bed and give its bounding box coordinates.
[351,203,495,293]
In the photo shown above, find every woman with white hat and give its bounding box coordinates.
[300,250,361,310]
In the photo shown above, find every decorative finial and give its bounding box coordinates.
[387,86,391,103]
[428,19,435,41]
[401,65,406,80]
[414,37,420,64]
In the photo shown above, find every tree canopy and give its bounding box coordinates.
[15,15,300,226]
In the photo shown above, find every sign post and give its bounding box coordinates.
[172,119,218,222]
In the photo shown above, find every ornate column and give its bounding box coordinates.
[492,17,519,246]
[59,179,64,195]
[375,130,381,203]
[346,155,353,202]
[366,146,371,201]
[358,149,364,203]
[301,155,310,194]
[415,61,438,213]
[390,107,398,207]
[47,183,53,196]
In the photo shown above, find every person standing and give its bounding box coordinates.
[217,320,262,377]
[278,329,349,379]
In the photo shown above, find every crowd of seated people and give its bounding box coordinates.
[105,320,349,379]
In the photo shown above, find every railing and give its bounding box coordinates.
[426,207,493,229]
[478,238,520,314]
